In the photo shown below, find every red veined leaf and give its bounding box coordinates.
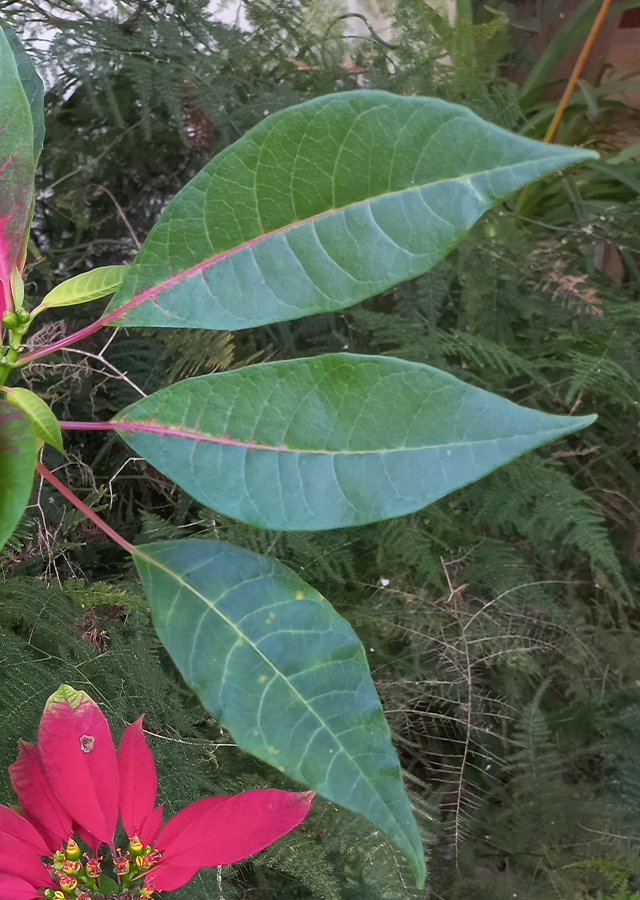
[139,804,163,846]
[0,872,47,900]
[38,686,118,846]
[145,864,198,892]
[72,821,101,853]
[117,715,157,840]
[151,789,313,883]
[8,741,72,851]
[0,806,50,857]
[0,835,54,888]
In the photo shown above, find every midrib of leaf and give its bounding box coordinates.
[135,545,410,839]
[109,419,587,453]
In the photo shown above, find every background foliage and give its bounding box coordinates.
[2,0,640,897]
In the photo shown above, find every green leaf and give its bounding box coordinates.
[38,266,129,311]
[0,399,37,551]
[3,387,63,451]
[2,28,44,157]
[98,876,119,894]
[114,354,596,531]
[0,27,35,314]
[104,91,596,331]
[134,538,426,886]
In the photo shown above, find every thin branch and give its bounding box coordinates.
[60,346,147,397]
[543,0,613,144]
[91,184,142,249]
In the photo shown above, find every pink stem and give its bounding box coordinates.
[20,293,143,364]
[37,462,182,581]
[36,460,138,555]
[60,420,121,431]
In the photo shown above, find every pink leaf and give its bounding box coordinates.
[117,715,157,839]
[152,790,314,875]
[0,835,54,888]
[38,686,118,846]
[9,741,72,851]
[0,872,46,900]
[71,820,101,853]
[0,805,50,856]
[139,804,164,846]
[144,864,199,892]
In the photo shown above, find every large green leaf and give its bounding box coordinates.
[0,399,37,550]
[134,538,426,886]
[2,28,43,277]
[0,27,35,314]
[104,91,596,331]
[114,354,596,531]
[2,28,44,157]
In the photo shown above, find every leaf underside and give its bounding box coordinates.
[134,538,426,886]
[115,354,596,531]
[105,91,596,331]
[0,399,37,551]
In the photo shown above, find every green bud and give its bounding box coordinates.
[2,312,18,330]
[65,838,81,861]
[16,308,31,325]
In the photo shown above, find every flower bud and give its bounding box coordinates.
[64,839,81,861]
[84,855,102,877]
[62,859,80,874]
[114,848,130,875]
[2,312,18,330]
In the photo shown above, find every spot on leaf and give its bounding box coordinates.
[80,734,95,753]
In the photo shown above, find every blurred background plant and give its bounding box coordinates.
[3,0,640,897]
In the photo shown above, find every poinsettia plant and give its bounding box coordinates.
[0,25,598,886]
[2,685,313,899]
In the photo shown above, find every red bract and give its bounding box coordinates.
[2,685,314,898]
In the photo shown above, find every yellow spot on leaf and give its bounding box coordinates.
[259,675,267,683]
[268,746,280,754]
[295,592,304,600]
[253,730,259,736]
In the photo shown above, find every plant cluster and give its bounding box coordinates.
[2,1,640,899]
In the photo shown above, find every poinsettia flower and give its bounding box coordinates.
[2,685,314,898]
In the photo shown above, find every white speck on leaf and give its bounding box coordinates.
[80,735,95,753]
